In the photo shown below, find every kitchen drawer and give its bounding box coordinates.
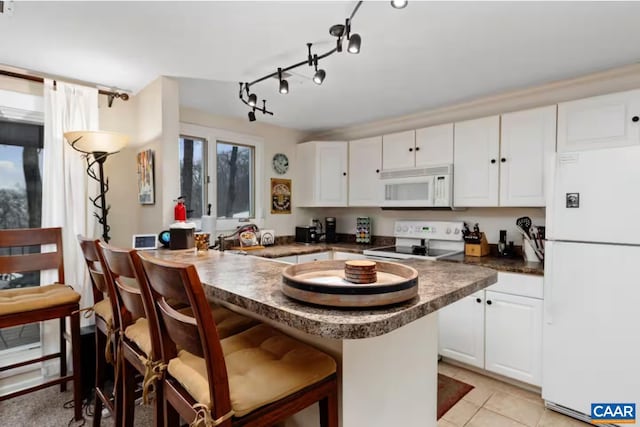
[487,272,543,299]
[271,255,298,264]
[297,251,331,263]
[333,251,367,261]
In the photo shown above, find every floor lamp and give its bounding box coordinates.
[64,130,129,243]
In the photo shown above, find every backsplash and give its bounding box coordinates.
[298,207,545,245]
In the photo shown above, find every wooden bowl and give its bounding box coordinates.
[281,260,418,308]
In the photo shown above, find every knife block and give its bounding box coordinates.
[465,233,490,257]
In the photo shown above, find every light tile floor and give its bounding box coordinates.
[438,362,591,427]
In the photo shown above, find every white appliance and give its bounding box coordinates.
[543,146,640,424]
[363,220,464,261]
[380,164,453,207]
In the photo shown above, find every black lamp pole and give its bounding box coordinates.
[86,151,112,242]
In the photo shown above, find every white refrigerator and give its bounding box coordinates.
[543,145,640,424]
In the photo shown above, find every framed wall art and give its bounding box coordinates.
[137,149,155,204]
[270,178,291,214]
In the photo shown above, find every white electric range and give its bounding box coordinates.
[363,220,465,261]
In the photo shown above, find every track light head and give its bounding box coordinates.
[313,69,326,85]
[279,79,289,94]
[348,33,361,54]
[248,93,257,107]
[248,110,256,122]
[278,68,289,94]
[391,0,408,9]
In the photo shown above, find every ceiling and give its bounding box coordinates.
[2,1,640,132]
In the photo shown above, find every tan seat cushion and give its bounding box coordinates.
[0,284,80,316]
[93,299,113,327]
[167,324,337,418]
[124,318,151,356]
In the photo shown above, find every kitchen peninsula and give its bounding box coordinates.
[150,249,497,427]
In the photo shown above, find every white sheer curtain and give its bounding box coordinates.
[41,80,99,336]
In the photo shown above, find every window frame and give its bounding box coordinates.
[179,123,264,233]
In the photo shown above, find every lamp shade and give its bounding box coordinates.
[64,130,129,154]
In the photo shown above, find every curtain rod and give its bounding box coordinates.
[0,69,130,107]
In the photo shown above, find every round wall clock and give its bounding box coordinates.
[272,153,289,174]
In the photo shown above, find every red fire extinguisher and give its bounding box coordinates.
[174,196,186,222]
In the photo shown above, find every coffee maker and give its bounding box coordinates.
[325,217,337,243]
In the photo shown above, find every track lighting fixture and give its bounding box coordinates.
[348,33,361,54]
[237,0,404,121]
[312,54,326,85]
[278,68,289,94]
[391,0,408,9]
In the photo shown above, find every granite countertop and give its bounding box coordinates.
[246,242,544,276]
[148,249,497,339]
[439,253,544,276]
[245,242,377,258]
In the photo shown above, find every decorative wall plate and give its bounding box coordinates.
[272,153,289,174]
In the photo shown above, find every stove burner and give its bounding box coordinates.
[412,245,427,256]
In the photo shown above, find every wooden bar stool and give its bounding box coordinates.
[137,252,339,427]
[0,227,83,421]
[98,243,258,427]
[78,236,122,426]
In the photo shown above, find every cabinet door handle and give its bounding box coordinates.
[501,158,506,163]
[415,146,420,151]
[486,300,492,305]
[343,172,347,176]
[632,116,639,123]
[409,148,413,152]
[490,159,497,164]
[476,298,482,303]
[376,169,380,173]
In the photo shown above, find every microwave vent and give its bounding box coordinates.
[380,165,451,180]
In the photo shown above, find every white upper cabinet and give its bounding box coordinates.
[382,125,454,170]
[454,115,501,207]
[415,123,454,166]
[382,130,415,169]
[296,141,348,207]
[557,89,640,152]
[500,106,556,207]
[348,136,382,206]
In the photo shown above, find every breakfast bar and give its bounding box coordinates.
[150,249,497,427]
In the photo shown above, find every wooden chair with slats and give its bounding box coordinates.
[96,242,158,427]
[77,236,122,427]
[137,251,339,427]
[0,227,82,421]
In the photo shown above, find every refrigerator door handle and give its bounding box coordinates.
[543,242,553,324]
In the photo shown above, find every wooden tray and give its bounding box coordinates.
[281,260,419,308]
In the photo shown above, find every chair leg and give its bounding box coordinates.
[154,378,165,427]
[60,316,67,392]
[70,311,83,421]
[122,358,136,427]
[164,386,180,427]
[93,330,106,427]
[319,390,338,427]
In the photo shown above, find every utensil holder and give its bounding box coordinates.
[523,239,541,263]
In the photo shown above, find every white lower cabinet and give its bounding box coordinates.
[438,272,543,386]
[333,251,367,261]
[296,251,331,263]
[272,255,298,264]
[438,291,485,369]
[484,291,542,386]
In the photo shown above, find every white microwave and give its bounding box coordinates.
[380,164,453,207]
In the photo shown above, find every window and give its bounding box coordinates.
[0,119,43,352]
[179,136,205,218]
[216,142,254,219]
[178,124,263,231]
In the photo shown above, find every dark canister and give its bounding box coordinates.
[325,217,337,243]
